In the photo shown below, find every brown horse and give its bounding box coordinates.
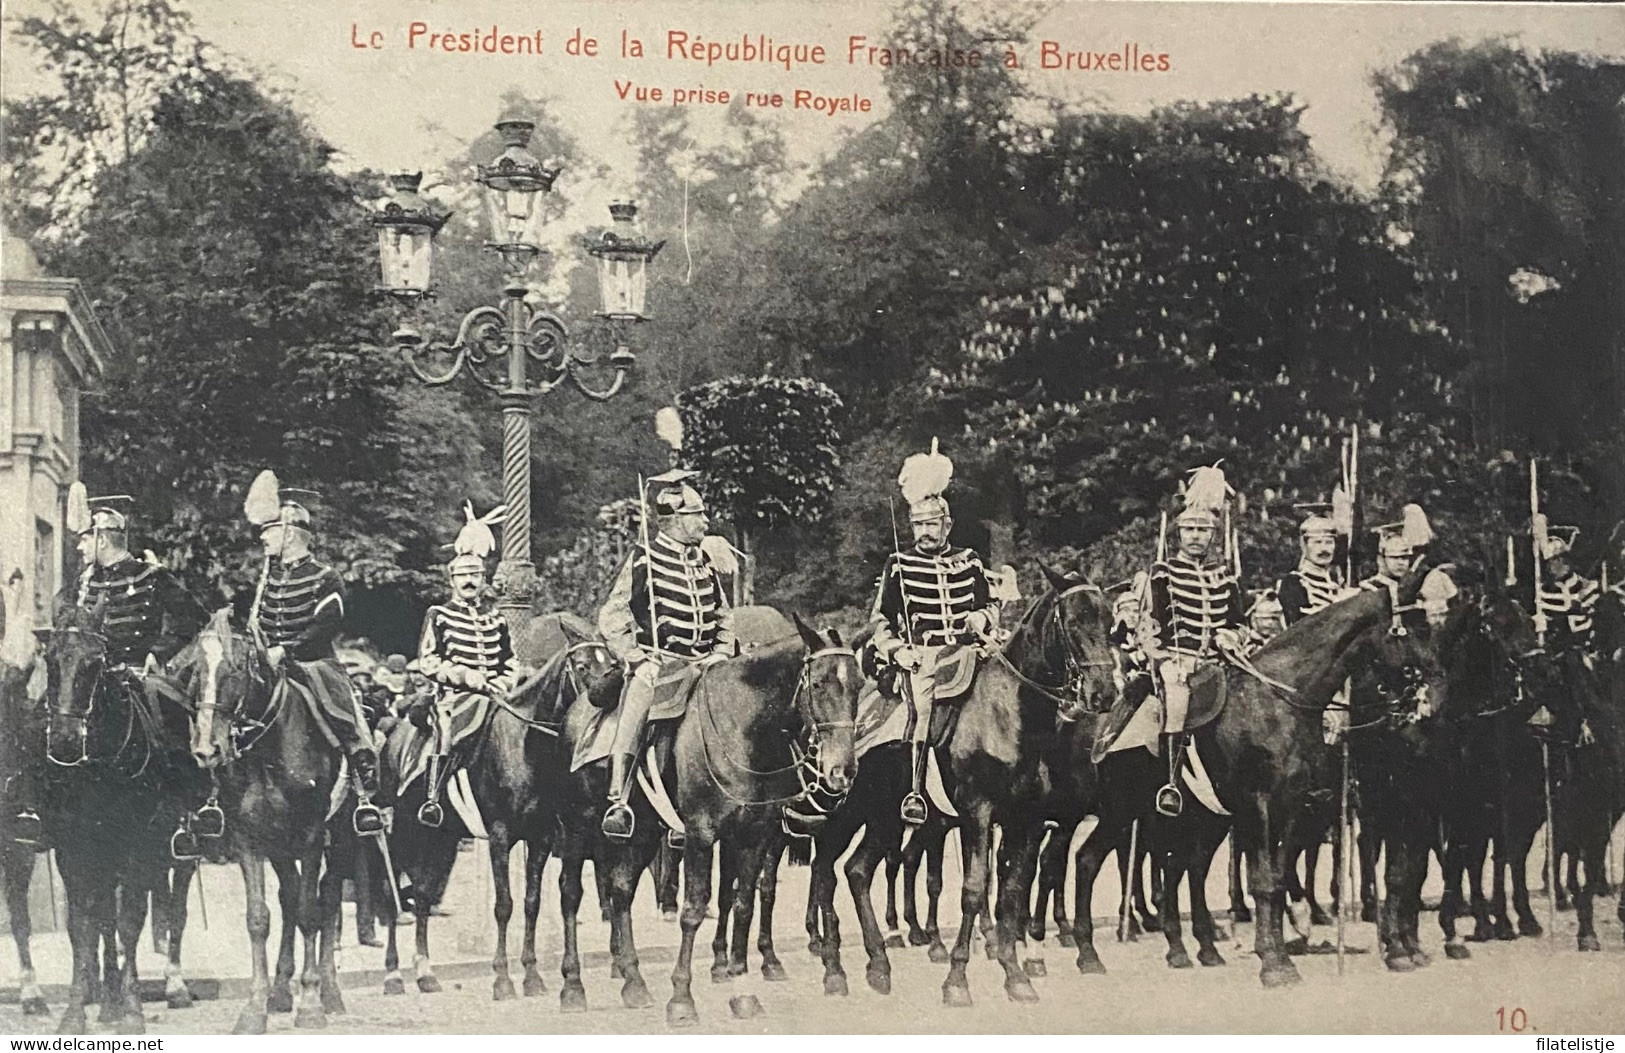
[186,608,349,1033]
[0,571,47,1018]
[939,571,1120,1007]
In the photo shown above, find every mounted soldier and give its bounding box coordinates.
[9,485,209,846]
[1277,506,1359,741]
[597,469,738,842]
[243,470,382,834]
[869,440,1004,826]
[411,502,514,828]
[1142,465,1248,817]
[1361,505,1433,595]
[1536,526,1599,662]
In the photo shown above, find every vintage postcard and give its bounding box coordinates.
[1,0,1623,1039]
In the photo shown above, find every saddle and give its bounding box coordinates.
[1184,662,1230,732]
[1089,671,1157,764]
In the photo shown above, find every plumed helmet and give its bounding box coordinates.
[1175,507,1218,529]
[244,470,315,530]
[899,439,953,523]
[1540,526,1578,561]
[647,469,706,517]
[448,501,505,576]
[1175,463,1230,531]
[1299,515,1337,539]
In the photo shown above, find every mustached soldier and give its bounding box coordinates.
[243,470,383,834]
[870,440,1002,826]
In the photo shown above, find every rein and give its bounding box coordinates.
[486,641,608,737]
[45,626,150,773]
[1000,584,1115,713]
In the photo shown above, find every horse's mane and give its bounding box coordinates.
[738,635,805,693]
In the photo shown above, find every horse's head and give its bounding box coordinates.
[1361,565,1454,721]
[557,618,623,717]
[792,614,861,795]
[43,598,110,765]
[189,607,263,769]
[1037,563,1118,716]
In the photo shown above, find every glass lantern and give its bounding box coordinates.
[583,202,665,321]
[476,111,560,253]
[372,172,449,298]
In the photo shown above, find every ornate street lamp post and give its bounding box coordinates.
[372,110,663,623]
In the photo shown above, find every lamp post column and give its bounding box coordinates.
[494,279,537,622]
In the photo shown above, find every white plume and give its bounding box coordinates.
[1400,503,1433,549]
[66,481,92,535]
[898,438,953,507]
[453,501,507,558]
[1183,464,1231,516]
[244,470,282,526]
[655,407,684,450]
[1330,485,1354,536]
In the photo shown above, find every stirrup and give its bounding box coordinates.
[12,810,42,847]
[602,802,635,842]
[900,791,928,826]
[192,800,226,839]
[1155,783,1184,818]
[666,828,685,850]
[353,801,385,836]
[170,826,202,862]
[417,800,445,829]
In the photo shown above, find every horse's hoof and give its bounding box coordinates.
[267,987,294,1014]
[1076,950,1107,975]
[762,959,789,982]
[417,974,442,994]
[560,983,588,1013]
[729,994,763,1019]
[1310,906,1334,927]
[22,996,49,1016]
[1198,947,1226,967]
[383,976,406,996]
[610,961,624,980]
[942,983,973,1008]
[1445,943,1471,960]
[1140,915,1162,934]
[622,978,653,1009]
[1578,934,1602,952]
[232,1010,267,1036]
[322,986,346,1015]
[56,1010,87,1036]
[295,1007,328,1030]
[1167,948,1194,969]
[866,965,892,995]
[1283,937,1309,956]
[823,972,848,997]
[167,985,194,1011]
[1519,918,1544,938]
[523,971,547,997]
[1212,924,1231,941]
[1230,906,1253,924]
[807,938,824,956]
[710,963,732,984]
[662,909,679,924]
[665,999,699,1028]
[1360,903,1378,924]
[1384,954,1417,973]
[1494,920,1518,941]
[885,934,906,949]
[928,941,950,964]
[1058,933,1077,948]
[907,928,931,947]
[118,1015,147,1036]
[1028,920,1046,943]
[1260,963,1302,988]
[1022,957,1047,978]
[1005,977,1039,1004]
[493,975,517,1001]
[1409,950,1432,968]
[99,1001,121,1025]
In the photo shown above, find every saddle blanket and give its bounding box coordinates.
[391,690,492,794]
[1181,740,1228,816]
[852,644,981,760]
[635,744,684,836]
[570,662,705,773]
[1106,695,1161,757]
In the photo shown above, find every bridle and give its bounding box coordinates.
[187,628,278,759]
[788,645,860,798]
[44,624,150,773]
[1000,583,1116,717]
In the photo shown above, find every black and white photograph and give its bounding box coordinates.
[0,0,1622,1037]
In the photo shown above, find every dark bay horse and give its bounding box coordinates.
[939,571,1119,1007]
[1,570,47,1018]
[664,619,861,1026]
[41,600,204,1034]
[186,609,349,1033]
[1200,574,1449,987]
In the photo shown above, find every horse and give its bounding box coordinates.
[660,617,861,1026]
[185,608,351,1034]
[0,569,48,1018]
[938,569,1119,1007]
[1198,570,1450,987]
[40,598,204,1034]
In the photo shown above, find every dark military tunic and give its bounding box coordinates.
[1538,571,1599,654]
[1275,566,1345,627]
[418,599,515,692]
[79,556,206,666]
[600,533,734,661]
[1146,555,1245,658]
[250,555,368,749]
[872,546,999,649]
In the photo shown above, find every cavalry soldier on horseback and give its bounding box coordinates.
[243,470,383,835]
[1142,465,1247,817]
[1361,505,1432,594]
[1537,527,1600,660]
[597,469,737,842]
[412,503,514,828]
[9,485,209,846]
[870,440,1002,826]
[1277,511,1349,626]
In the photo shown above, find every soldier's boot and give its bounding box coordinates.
[11,806,42,847]
[900,743,929,826]
[1155,733,1187,817]
[602,752,638,842]
[350,747,385,836]
[417,754,446,829]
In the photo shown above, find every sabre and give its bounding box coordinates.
[888,497,922,745]
[1118,819,1139,942]
[196,860,209,931]
[370,824,405,918]
[638,474,663,662]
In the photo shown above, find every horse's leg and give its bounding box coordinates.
[1250,802,1299,988]
[845,822,897,994]
[381,862,404,996]
[558,850,587,1011]
[413,891,440,994]
[1488,831,1515,939]
[941,802,990,1006]
[609,848,655,1010]
[1304,836,1333,927]
[1574,815,1605,952]
[757,836,788,980]
[1439,827,1471,960]
[1051,823,1076,947]
[519,837,548,996]
[1071,818,1116,973]
[993,824,1041,1001]
[164,861,196,1009]
[317,842,346,1016]
[924,821,948,959]
[234,854,273,1034]
[294,845,329,1028]
[1030,825,1059,943]
[1559,848,1578,913]
[883,842,903,947]
[1136,838,1162,933]
[1358,819,1381,923]
[710,837,739,982]
[267,857,300,1014]
[1228,832,1252,922]
[901,820,928,944]
[727,838,767,982]
[1511,816,1543,937]
[1190,820,1227,966]
[1114,831,1139,941]
[1465,827,1494,942]
[55,869,91,1035]
[666,837,713,1026]
[487,826,518,1001]
[96,888,119,1023]
[813,808,856,995]
[5,846,47,1016]
[150,873,170,957]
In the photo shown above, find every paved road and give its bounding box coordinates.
[4,836,1622,1035]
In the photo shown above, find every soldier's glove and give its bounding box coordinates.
[266,645,286,669]
[963,611,994,640]
[699,652,729,668]
[894,646,924,672]
[407,699,433,732]
[464,669,488,692]
[142,653,162,677]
